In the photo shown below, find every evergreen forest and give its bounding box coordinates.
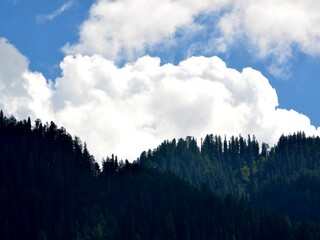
[1,111,320,240]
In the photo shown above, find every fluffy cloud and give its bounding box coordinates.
[0,38,53,120]
[52,54,319,161]
[64,0,320,77]
[216,0,320,66]
[63,0,232,61]
[1,37,320,161]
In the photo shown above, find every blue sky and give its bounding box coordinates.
[0,0,93,77]
[1,0,320,160]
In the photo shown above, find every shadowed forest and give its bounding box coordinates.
[1,111,320,240]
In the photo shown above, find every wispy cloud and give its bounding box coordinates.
[6,0,18,5]
[37,1,74,23]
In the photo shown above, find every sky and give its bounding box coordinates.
[1,0,320,161]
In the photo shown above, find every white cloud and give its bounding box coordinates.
[63,0,232,61]
[51,54,319,161]
[4,0,320,162]
[0,38,53,120]
[37,1,74,23]
[215,0,320,73]
[1,38,320,161]
[64,0,320,77]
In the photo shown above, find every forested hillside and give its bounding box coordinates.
[139,133,320,222]
[1,111,320,239]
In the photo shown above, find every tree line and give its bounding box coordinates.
[139,132,320,222]
[1,111,319,239]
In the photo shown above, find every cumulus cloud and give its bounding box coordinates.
[0,38,53,120]
[52,54,320,161]
[213,0,320,75]
[63,0,232,61]
[3,0,320,162]
[37,1,74,23]
[1,37,320,161]
[64,0,320,77]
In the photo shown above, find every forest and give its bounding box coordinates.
[139,133,320,223]
[1,110,320,240]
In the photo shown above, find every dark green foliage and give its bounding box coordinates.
[1,112,320,239]
[139,132,320,223]
[249,133,320,222]
[139,134,261,198]
[0,115,98,239]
